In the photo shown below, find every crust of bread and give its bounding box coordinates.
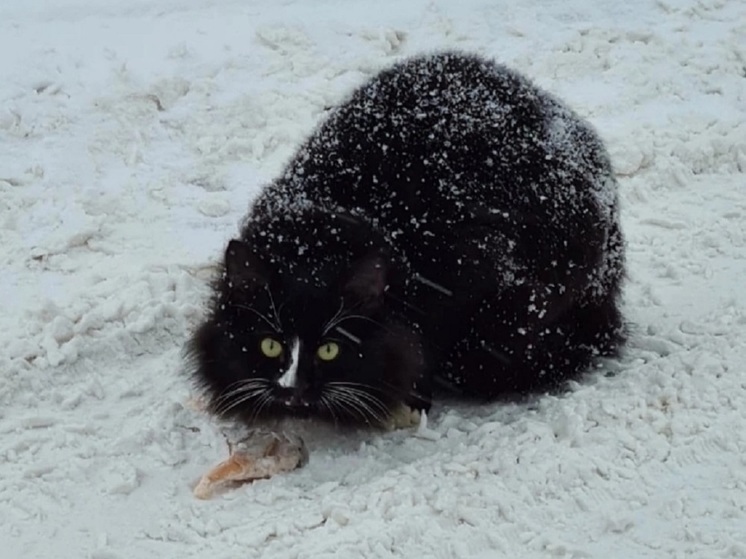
[194,432,307,499]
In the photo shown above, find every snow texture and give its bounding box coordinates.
[1,0,745,558]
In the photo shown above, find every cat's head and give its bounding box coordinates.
[187,220,424,428]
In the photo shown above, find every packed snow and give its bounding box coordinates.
[1,0,745,557]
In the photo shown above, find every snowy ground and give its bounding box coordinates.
[1,0,745,557]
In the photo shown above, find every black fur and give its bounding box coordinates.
[187,52,625,427]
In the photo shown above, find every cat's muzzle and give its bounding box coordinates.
[276,389,312,417]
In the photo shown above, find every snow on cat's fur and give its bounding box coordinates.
[188,52,625,426]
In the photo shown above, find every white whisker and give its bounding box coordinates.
[319,394,340,426]
[341,389,389,417]
[251,389,275,421]
[324,385,385,425]
[214,379,269,400]
[213,379,268,403]
[212,379,271,416]
[322,299,347,335]
[215,386,267,416]
[234,304,280,332]
[326,383,390,418]
[217,389,263,416]
[327,392,371,423]
[328,313,393,335]
[328,378,404,398]
[263,284,283,331]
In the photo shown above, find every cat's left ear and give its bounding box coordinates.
[224,239,269,290]
[342,250,389,306]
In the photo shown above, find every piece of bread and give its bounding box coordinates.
[194,431,308,499]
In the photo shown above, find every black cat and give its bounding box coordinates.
[187,51,625,427]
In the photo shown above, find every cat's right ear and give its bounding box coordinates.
[342,250,389,308]
[224,240,269,289]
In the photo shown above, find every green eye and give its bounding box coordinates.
[260,337,283,358]
[317,342,340,361]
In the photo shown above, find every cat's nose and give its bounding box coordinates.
[279,391,310,409]
[282,397,309,408]
[280,394,311,418]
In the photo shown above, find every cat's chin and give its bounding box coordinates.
[233,414,387,446]
[225,399,396,433]
[279,405,313,420]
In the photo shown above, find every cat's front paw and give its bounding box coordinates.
[384,403,422,431]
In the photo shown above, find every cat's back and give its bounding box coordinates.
[248,52,621,297]
[258,52,614,227]
[292,52,546,191]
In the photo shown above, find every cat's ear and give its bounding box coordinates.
[224,240,269,289]
[342,251,389,305]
